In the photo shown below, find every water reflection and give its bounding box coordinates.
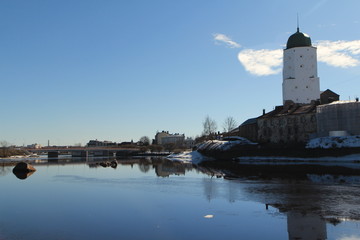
[1,157,360,239]
[12,170,35,180]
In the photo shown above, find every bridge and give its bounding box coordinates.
[26,146,142,158]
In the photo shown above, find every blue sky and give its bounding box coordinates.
[2,0,360,146]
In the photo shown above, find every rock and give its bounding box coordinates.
[110,160,118,169]
[12,162,36,180]
[13,162,36,173]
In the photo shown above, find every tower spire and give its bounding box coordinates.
[297,13,299,32]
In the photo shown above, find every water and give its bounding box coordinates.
[0,157,359,240]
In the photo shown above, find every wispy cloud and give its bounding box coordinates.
[317,40,360,67]
[213,33,241,48]
[338,236,360,240]
[238,49,282,76]
[236,40,360,76]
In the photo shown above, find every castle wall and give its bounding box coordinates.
[257,113,317,144]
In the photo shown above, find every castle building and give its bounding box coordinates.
[282,27,320,104]
[234,27,360,144]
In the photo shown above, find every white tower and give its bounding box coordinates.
[282,27,320,104]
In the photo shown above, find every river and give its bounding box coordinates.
[0,157,359,240]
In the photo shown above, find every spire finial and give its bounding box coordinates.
[297,13,300,32]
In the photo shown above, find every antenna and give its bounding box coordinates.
[297,13,299,32]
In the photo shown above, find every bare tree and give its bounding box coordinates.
[223,116,238,132]
[0,141,9,148]
[0,141,10,157]
[202,116,217,136]
[139,136,150,146]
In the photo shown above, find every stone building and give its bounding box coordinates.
[238,118,258,142]
[257,103,317,144]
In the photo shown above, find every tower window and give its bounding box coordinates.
[300,64,303,68]
[300,55,303,58]
[306,86,308,88]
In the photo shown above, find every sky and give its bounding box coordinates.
[2,0,360,146]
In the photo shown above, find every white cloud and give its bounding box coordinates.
[236,40,360,76]
[338,236,360,240]
[237,49,283,76]
[317,40,360,68]
[213,33,241,48]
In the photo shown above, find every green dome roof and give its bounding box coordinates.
[286,28,312,49]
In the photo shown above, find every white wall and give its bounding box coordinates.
[283,46,320,104]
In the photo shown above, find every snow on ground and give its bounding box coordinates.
[306,135,360,149]
[197,137,257,152]
[166,151,212,164]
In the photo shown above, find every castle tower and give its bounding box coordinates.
[282,27,320,104]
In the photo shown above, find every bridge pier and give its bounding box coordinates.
[72,151,88,158]
[48,151,59,158]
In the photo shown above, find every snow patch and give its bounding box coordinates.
[306,135,360,149]
[197,137,257,152]
[166,151,212,164]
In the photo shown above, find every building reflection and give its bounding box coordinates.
[197,160,360,240]
[287,212,327,240]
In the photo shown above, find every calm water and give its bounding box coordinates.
[0,157,360,240]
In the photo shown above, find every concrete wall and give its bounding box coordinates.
[258,113,317,144]
[317,101,360,137]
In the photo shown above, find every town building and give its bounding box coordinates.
[154,131,185,146]
[27,143,42,149]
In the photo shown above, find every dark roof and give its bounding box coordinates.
[321,89,340,97]
[240,118,257,126]
[286,28,312,49]
[260,103,317,119]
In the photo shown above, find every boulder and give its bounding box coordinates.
[13,162,36,173]
[12,162,36,180]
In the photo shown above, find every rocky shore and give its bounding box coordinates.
[196,136,360,160]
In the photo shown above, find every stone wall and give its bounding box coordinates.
[257,113,317,144]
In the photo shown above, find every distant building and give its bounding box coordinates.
[154,131,185,147]
[27,143,42,149]
[184,137,195,149]
[87,140,117,147]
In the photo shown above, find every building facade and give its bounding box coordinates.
[154,131,185,146]
[257,104,317,144]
